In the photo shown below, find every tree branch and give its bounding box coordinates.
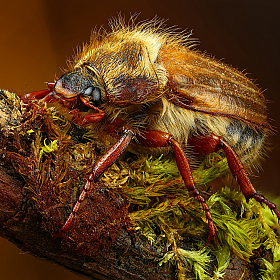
[0,89,279,280]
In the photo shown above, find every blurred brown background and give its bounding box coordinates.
[0,0,279,279]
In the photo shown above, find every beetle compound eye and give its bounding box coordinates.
[92,88,101,102]
[84,86,94,96]
[83,86,101,104]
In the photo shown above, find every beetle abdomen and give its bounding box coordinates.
[224,119,267,169]
[148,98,267,169]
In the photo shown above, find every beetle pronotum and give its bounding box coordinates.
[25,18,280,244]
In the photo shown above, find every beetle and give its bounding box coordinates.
[24,18,280,244]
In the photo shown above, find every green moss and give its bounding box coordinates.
[159,247,211,280]
[124,153,280,279]
[259,258,280,280]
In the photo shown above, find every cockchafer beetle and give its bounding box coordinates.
[24,18,280,244]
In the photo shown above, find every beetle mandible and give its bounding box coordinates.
[24,18,280,244]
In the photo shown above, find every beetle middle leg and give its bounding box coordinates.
[137,130,217,244]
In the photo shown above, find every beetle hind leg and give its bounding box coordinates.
[252,194,280,221]
[219,138,280,221]
[189,134,280,222]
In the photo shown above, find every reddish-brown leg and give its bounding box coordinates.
[189,134,280,221]
[137,130,217,245]
[221,139,280,219]
[59,128,133,234]
[24,84,106,126]
[24,83,56,102]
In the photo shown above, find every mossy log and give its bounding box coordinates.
[0,89,279,280]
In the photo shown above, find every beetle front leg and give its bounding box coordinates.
[24,83,57,102]
[138,130,217,245]
[59,128,133,235]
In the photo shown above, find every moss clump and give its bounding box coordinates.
[114,153,280,279]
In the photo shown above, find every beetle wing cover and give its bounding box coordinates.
[158,46,268,127]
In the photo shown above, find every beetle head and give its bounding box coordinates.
[54,64,105,111]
